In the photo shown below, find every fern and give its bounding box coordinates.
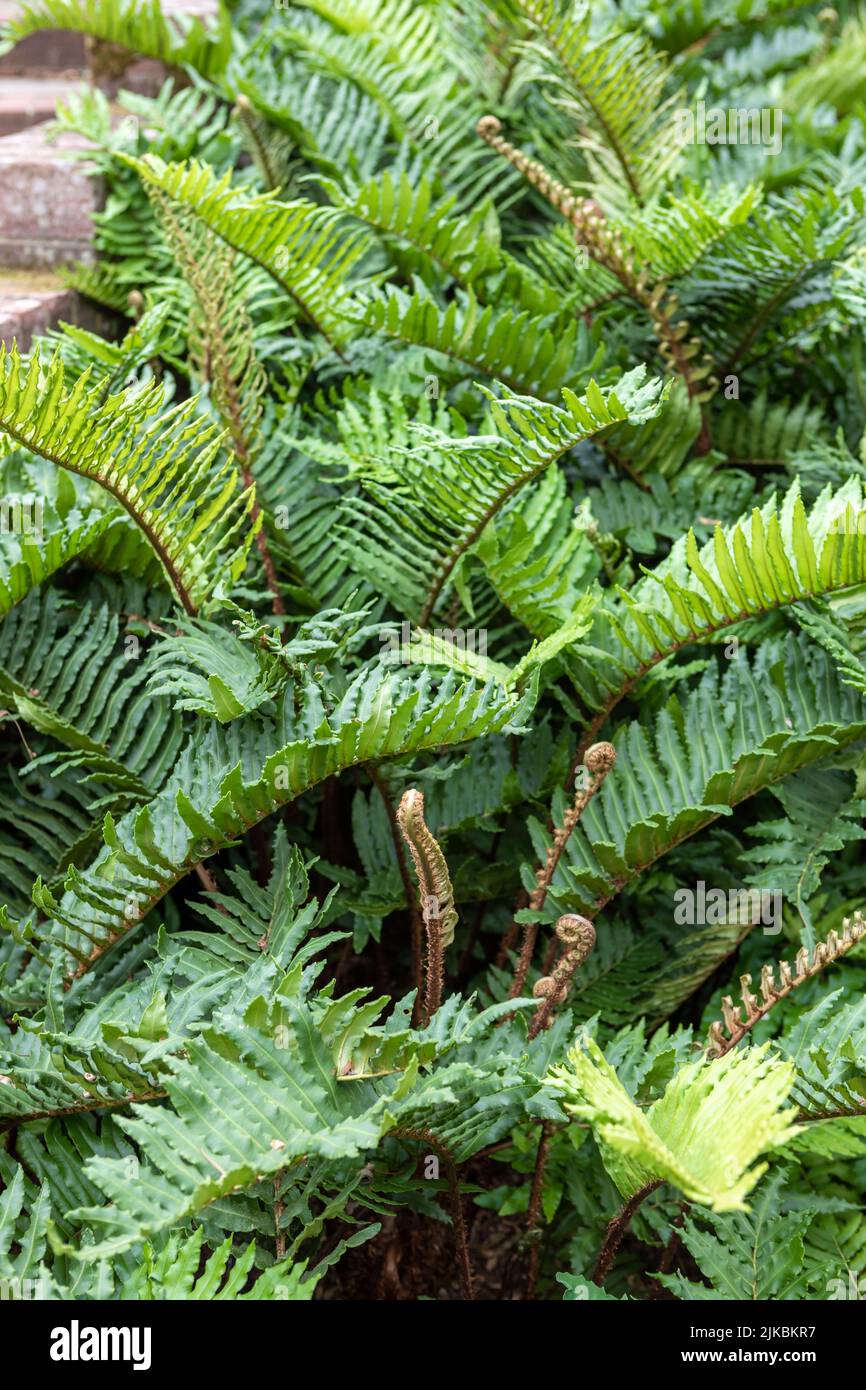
[0,349,256,615]
[3,0,866,1310]
[0,0,233,78]
[546,1038,799,1211]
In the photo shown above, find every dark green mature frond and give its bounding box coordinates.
[0,456,122,615]
[6,663,535,984]
[565,477,866,729]
[536,638,866,924]
[499,0,685,206]
[359,281,589,401]
[0,590,181,794]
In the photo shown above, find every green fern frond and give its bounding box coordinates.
[501,0,685,205]
[0,347,257,615]
[124,155,371,351]
[0,0,233,77]
[546,1037,799,1210]
[340,366,667,623]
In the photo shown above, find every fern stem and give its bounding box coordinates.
[151,189,285,615]
[0,1088,166,1130]
[234,95,281,191]
[592,1180,662,1285]
[391,1127,474,1298]
[508,742,615,999]
[475,116,714,438]
[524,1120,554,1299]
[194,861,228,913]
[274,1174,286,1261]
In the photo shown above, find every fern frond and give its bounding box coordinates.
[0,347,256,615]
[0,0,233,77]
[359,281,585,401]
[538,638,866,924]
[0,591,181,795]
[8,663,535,983]
[0,457,121,616]
[149,190,285,611]
[566,477,866,740]
[546,1037,799,1211]
[325,169,501,287]
[501,0,685,205]
[340,366,667,624]
[124,155,370,352]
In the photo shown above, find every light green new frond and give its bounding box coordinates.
[291,0,441,66]
[546,1037,799,1210]
[0,347,256,616]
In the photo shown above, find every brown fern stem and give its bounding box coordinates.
[153,191,285,615]
[706,912,866,1057]
[592,1180,662,1285]
[509,742,615,998]
[524,1120,554,1299]
[423,910,445,1026]
[234,94,281,191]
[392,1127,474,1299]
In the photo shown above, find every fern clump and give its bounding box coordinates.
[3,0,866,1310]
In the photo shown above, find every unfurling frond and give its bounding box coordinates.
[397,787,457,1022]
[546,1039,799,1211]
[706,912,866,1058]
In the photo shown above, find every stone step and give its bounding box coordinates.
[0,74,88,135]
[0,121,100,267]
[0,269,113,351]
[0,1,86,75]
